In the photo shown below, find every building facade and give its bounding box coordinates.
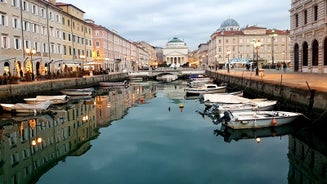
[0,0,151,80]
[208,18,290,70]
[290,0,327,73]
[162,37,189,67]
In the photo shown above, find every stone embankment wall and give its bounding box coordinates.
[207,71,327,117]
[0,73,127,103]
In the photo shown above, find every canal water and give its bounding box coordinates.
[0,80,325,184]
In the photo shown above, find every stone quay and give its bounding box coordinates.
[0,73,127,103]
[207,69,327,119]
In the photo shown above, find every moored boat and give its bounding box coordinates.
[185,84,227,96]
[216,110,304,129]
[99,80,128,87]
[61,87,94,96]
[187,77,214,88]
[156,74,178,83]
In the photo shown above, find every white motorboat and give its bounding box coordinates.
[61,87,94,96]
[24,95,69,105]
[1,101,51,114]
[156,74,178,82]
[185,84,227,96]
[187,77,213,88]
[215,110,304,129]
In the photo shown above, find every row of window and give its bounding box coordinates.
[216,37,287,44]
[294,5,319,27]
[2,0,92,34]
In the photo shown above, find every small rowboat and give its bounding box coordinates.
[185,84,227,96]
[99,80,128,87]
[61,87,94,96]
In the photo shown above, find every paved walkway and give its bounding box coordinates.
[211,68,327,93]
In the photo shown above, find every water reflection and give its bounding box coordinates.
[0,84,156,184]
[288,124,327,183]
[213,122,305,143]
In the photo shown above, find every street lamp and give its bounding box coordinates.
[226,50,231,73]
[270,29,278,67]
[252,39,262,76]
[25,48,36,75]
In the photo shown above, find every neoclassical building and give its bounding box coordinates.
[163,37,189,67]
[208,18,290,69]
[290,0,327,73]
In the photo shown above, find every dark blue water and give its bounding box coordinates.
[2,81,322,184]
[37,83,291,184]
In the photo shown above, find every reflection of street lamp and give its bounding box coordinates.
[226,50,231,73]
[28,119,43,146]
[270,30,278,66]
[25,48,36,74]
[252,39,262,76]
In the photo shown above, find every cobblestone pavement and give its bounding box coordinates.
[211,68,327,93]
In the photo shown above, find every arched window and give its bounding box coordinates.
[312,40,319,66]
[294,44,299,71]
[302,42,308,66]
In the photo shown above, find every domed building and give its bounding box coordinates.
[206,17,290,71]
[217,17,240,31]
[163,37,189,67]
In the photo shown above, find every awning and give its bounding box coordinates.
[86,62,103,65]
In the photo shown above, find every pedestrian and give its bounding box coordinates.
[283,62,287,72]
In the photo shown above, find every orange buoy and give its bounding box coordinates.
[271,118,277,126]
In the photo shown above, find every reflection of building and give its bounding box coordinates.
[95,85,157,127]
[0,100,98,184]
[288,127,327,183]
[207,18,290,69]
[163,37,189,67]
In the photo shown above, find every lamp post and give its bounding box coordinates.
[252,39,262,76]
[226,50,231,73]
[25,48,36,76]
[270,29,278,67]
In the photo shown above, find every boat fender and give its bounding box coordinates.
[271,118,277,126]
[241,120,249,124]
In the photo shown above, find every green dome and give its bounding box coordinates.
[168,37,183,43]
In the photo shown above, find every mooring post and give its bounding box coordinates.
[306,81,315,115]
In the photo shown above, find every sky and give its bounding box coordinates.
[61,0,291,51]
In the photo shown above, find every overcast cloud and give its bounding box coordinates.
[61,0,291,50]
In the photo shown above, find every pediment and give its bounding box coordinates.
[164,51,187,56]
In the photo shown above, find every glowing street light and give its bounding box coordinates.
[252,39,262,76]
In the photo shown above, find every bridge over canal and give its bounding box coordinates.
[128,68,205,78]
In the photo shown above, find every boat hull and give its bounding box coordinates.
[220,111,303,129]
[61,88,94,96]
[99,81,127,87]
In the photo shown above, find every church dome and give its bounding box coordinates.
[166,37,187,48]
[168,37,184,43]
[218,18,240,31]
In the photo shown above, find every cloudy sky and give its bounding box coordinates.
[61,0,291,50]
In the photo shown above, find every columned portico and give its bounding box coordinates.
[163,37,189,67]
